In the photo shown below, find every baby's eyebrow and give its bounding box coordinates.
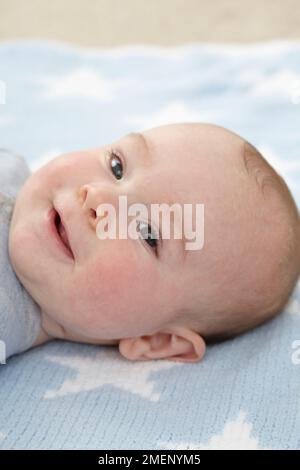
[126,132,151,163]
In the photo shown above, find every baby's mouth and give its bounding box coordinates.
[54,211,74,259]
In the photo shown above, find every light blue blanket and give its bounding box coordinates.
[0,40,299,450]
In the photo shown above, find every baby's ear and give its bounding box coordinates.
[118,326,206,363]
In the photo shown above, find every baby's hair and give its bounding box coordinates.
[184,140,300,343]
[243,141,294,201]
[242,140,299,271]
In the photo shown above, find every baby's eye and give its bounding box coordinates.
[108,150,123,180]
[136,220,159,255]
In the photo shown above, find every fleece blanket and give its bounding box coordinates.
[0,40,299,450]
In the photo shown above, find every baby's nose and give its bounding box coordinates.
[78,183,113,231]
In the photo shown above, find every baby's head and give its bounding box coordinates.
[9,123,300,362]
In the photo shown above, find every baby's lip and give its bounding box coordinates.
[53,207,75,260]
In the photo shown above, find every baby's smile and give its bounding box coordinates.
[50,207,75,260]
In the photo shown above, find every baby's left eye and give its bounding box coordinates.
[137,221,159,254]
[109,151,123,180]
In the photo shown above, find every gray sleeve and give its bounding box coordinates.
[0,157,41,362]
[0,280,42,362]
[0,149,31,199]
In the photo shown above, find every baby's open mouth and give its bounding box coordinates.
[54,210,74,259]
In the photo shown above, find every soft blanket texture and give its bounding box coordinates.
[0,40,299,450]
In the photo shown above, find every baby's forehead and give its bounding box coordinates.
[119,124,255,230]
[144,125,245,191]
[142,123,245,167]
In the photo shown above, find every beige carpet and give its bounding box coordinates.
[0,0,299,47]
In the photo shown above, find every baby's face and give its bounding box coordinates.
[9,123,249,342]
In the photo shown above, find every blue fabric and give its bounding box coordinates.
[0,40,299,449]
[0,151,41,360]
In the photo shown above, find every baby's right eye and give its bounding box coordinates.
[108,150,123,180]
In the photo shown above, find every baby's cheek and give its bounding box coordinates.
[66,256,140,334]
[41,156,77,189]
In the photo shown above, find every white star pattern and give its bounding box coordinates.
[44,348,180,401]
[249,70,300,100]
[126,100,219,130]
[158,411,271,450]
[38,67,127,101]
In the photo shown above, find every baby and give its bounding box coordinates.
[2,122,300,363]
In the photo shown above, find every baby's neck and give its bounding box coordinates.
[36,309,119,347]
